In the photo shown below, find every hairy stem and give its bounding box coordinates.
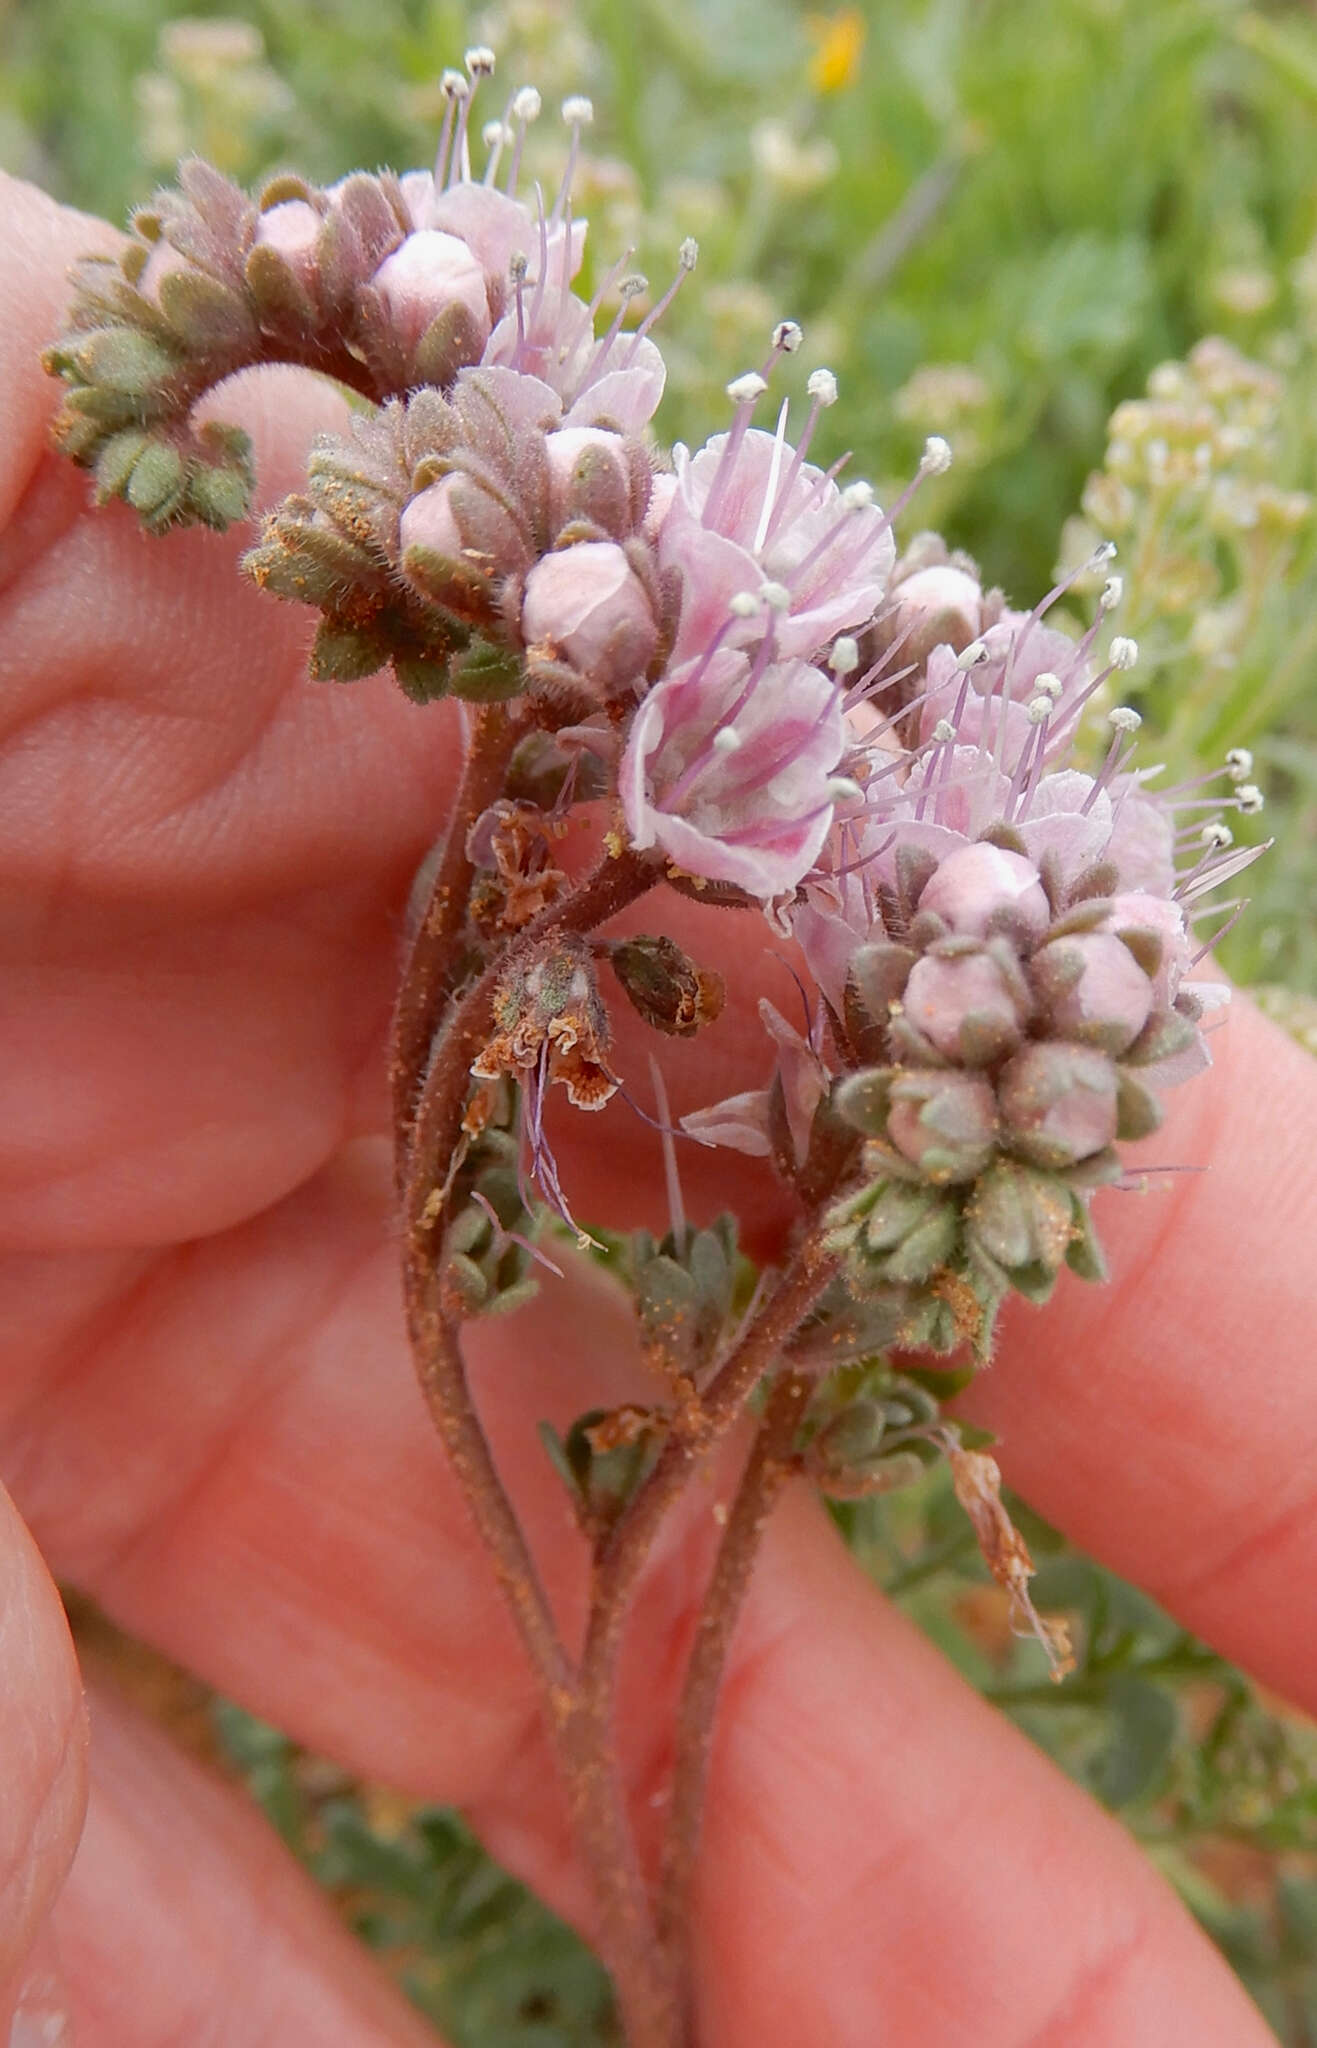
[391,705,527,1157]
[397,837,676,2042]
[407,1282,574,1705]
[658,1368,811,1986]
[563,1232,838,2033]
[405,1280,683,2048]
[584,1232,838,1681]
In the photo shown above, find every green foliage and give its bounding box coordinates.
[213,1703,619,2044]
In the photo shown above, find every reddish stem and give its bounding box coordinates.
[391,705,528,1158]
[657,1369,811,2007]
[398,837,679,2043]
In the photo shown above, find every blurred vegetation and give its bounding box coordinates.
[12,0,1316,2039]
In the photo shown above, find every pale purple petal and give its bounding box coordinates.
[681,1090,773,1155]
[621,647,844,897]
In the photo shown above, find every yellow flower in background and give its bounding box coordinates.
[807,7,867,94]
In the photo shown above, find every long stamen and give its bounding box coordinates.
[483,88,518,183]
[453,47,494,183]
[482,118,512,186]
[551,95,594,226]
[434,69,467,189]
[509,252,529,363]
[1190,901,1249,963]
[569,272,649,404]
[1080,707,1142,814]
[662,619,781,807]
[587,246,637,323]
[622,239,699,361]
[1013,541,1117,667]
[700,372,770,530]
[504,84,542,195]
[528,186,550,330]
[1006,694,1054,820]
[760,368,839,548]
[864,434,954,552]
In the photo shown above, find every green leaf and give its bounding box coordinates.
[1092,1675,1179,1807]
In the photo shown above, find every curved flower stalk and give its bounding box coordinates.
[43,47,1271,2048]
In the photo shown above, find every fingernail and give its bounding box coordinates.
[8,1926,72,2047]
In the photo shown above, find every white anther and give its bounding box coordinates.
[678,237,699,271]
[931,718,956,743]
[1101,573,1124,611]
[1108,706,1142,733]
[483,119,511,148]
[826,776,865,801]
[841,480,874,511]
[1225,746,1253,781]
[508,250,529,283]
[956,639,989,670]
[760,580,792,611]
[1109,635,1139,670]
[561,94,594,123]
[441,69,469,98]
[1033,670,1063,699]
[1200,821,1234,850]
[729,591,762,617]
[806,368,839,406]
[1235,784,1265,815]
[1088,540,1118,567]
[618,273,649,300]
[465,46,497,75]
[920,435,953,475]
[830,635,860,676]
[511,85,542,122]
[1027,696,1052,724]
[727,371,768,406]
[712,727,742,754]
[772,319,804,353]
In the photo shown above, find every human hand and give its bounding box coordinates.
[3,175,1312,2045]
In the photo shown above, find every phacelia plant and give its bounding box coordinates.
[44,50,1266,2047]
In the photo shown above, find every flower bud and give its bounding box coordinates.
[136,236,192,305]
[255,198,322,288]
[886,1070,998,1183]
[371,229,491,354]
[855,1179,960,1286]
[522,540,658,687]
[609,935,725,1037]
[545,427,631,535]
[917,842,1051,942]
[902,949,1028,1065]
[1100,892,1190,1008]
[1029,932,1153,1054]
[997,1041,1118,1169]
[887,561,984,664]
[965,1159,1077,1282]
[400,475,465,560]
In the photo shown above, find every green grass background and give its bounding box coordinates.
[5,0,1316,2039]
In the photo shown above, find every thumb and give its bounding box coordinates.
[0,1484,87,2019]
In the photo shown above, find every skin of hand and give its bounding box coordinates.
[2,174,1315,2046]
